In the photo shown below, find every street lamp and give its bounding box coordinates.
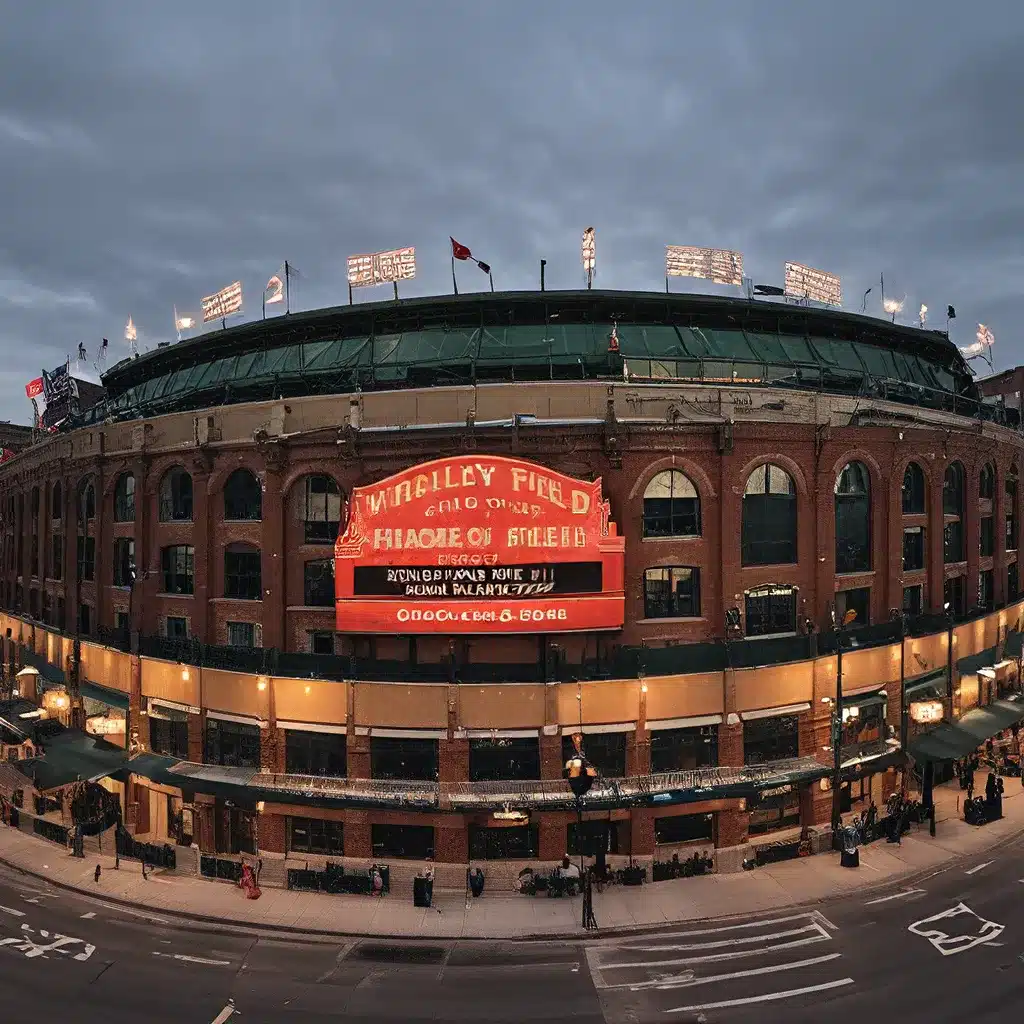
[830,608,858,842]
[563,735,598,931]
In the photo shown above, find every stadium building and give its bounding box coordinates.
[1,288,1022,885]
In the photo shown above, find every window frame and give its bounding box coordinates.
[642,565,701,619]
[641,469,701,539]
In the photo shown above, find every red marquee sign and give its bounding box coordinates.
[335,455,625,634]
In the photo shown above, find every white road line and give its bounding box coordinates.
[623,953,843,992]
[664,977,855,1013]
[210,1002,236,1024]
[966,861,993,875]
[624,923,820,955]
[866,888,926,905]
[152,951,232,966]
[80,912,96,919]
[812,910,839,932]
[0,905,25,917]
[611,913,829,947]
[76,899,169,925]
[598,931,833,973]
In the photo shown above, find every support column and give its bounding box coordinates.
[966,467,981,611]
[190,468,211,643]
[929,470,946,612]
[260,465,285,652]
[995,468,1007,607]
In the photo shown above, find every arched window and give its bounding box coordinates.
[741,463,796,566]
[642,470,700,538]
[78,479,95,524]
[224,543,262,600]
[835,461,871,573]
[902,463,925,515]
[979,463,995,501]
[51,481,62,521]
[943,462,965,563]
[159,467,193,522]
[224,469,262,522]
[1007,466,1019,552]
[114,472,135,523]
[303,475,341,544]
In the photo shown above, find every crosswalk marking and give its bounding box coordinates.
[664,977,855,1014]
[631,952,842,992]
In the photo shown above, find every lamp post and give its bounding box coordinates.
[563,742,598,930]
[944,600,955,726]
[830,609,858,843]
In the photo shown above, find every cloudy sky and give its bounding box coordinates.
[1,2,1021,420]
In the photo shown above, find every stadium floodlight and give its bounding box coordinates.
[784,261,842,306]
[918,304,927,327]
[960,324,996,369]
[882,295,905,321]
[581,227,595,289]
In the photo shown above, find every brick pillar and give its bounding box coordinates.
[630,808,655,858]
[815,463,836,627]
[190,469,210,642]
[134,781,151,833]
[435,820,467,864]
[261,466,285,651]
[63,476,80,633]
[718,666,743,767]
[929,468,945,612]
[887,463,904,616]
[345,809,371,859]
[799,781,832,827]
[93,462,107,630]
[132,459,150,638]
[966,465,981,611]
[187,712,205,764]
[994,466,1007,607]
[194,797,216,854]
[439,738,469,783]
[128,653,143,750]
[347,734,370,779]
[632,683,649,777]
[259,812,287,855]
[260,727,279,773]
[719,451,743,636]
[715,809,748,849]
[538,816,565,861]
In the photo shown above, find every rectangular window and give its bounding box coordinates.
[371,823,434,860]
[165,616,189,639]
[561,732,627,778]
[568,820,621,856]
[944,574,966,618]
[650,726,718,774]
[1010,562,1020,602]
[979,569,994,612]
[76,536,95,582]
[224,549,262,600]
[304,477,341,544]
[303,560,335,607]
[654,813,714,845]
[943,520,964,564]
[50,534,62,581]
[370,737,438,781]
[115,610,130,631]
[902,585,922,616]
[835,587,870,628]
[113,538,135,587]
[289,817,344,857]
[161,545,195,595]
[744,586,798,637]
[980,517,995,558]
[149,713,189,760]
[78,603,92,636]
[205,718,260,768]
[468,737,541,781]
[643,566,700,619]
[902,526,925,571]
[31,536,38,578]
[743,715,799,765]
[226,621,257,648]
[308,630,335,655]
[285,730,347,777]
[748,790,801,836]
[469,825,539,860]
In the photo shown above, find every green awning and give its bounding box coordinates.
[905,668,948,700]
[80,681,130,711]
[909,697,1024,763]
[1005,631,1023,659]
[843,690,886,711]
[19,729,129,791]
[958,646,998,674]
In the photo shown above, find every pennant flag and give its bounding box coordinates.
[947,305,957,320]
[77,342,87,361]
[174,306,195,332]
[25,378,43,399]
[264,270,285,305]
[608,323,620,354]
[450,237,491,275]
[125,316,137,342]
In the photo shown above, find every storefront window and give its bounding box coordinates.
[835,586,870,627]
[370,737,438,781]
[650,726,718,774]
[289,817,344,856]
[748,790,801,835]
[285,730,347,777]
[149,714,189,760]
[744,585,797,636]
[205,719,260,768]
[371,824,434,860]
[743,715,799,765]
[654,813,713,845]
[568,819,621,855]
[840,696,887,759]
[469,825,539,860]
[468,738,540,781]
[562,732,627,778]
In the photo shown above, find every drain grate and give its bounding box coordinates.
[352,943,448,964]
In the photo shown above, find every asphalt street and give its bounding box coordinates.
[1,832,1023,1024]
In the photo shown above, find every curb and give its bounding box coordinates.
[2,822,1023,944]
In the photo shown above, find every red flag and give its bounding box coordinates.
[450,237,473,261]
[25,378,43,399]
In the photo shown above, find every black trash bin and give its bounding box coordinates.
[413,876,433,908]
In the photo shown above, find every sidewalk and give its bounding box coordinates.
[1,779,1021,941]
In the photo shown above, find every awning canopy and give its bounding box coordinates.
[909,697,1024,763]
[1005,631,1023,660]
[958,646,998,675]
[80,681,130,712]
[19,729,129,791]
[905,668,948,700]
[843,689,886,711]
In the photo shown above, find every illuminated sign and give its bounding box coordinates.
[347,247,417,288]
[666,245,744,287]
[784,261,842,306]
[201,281,243,323]
[335,456,625,634]
[910,700,944,724]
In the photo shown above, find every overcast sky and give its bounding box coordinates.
[1,2,1021,421]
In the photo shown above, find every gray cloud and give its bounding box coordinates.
[0,1,1022,418]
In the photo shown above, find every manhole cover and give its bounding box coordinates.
[352,943,448,964]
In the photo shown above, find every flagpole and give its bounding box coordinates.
[285,261,291,315]
[393,281,399,301]
[174,306,181,342]
[451,253,459,296]
[540,260,546,291]
[348,283,353,306]
[488,270,494,293]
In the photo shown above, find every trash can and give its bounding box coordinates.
[413,876,433,908]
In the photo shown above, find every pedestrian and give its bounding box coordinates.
[94,864,101,883]
[966,772,975,801]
